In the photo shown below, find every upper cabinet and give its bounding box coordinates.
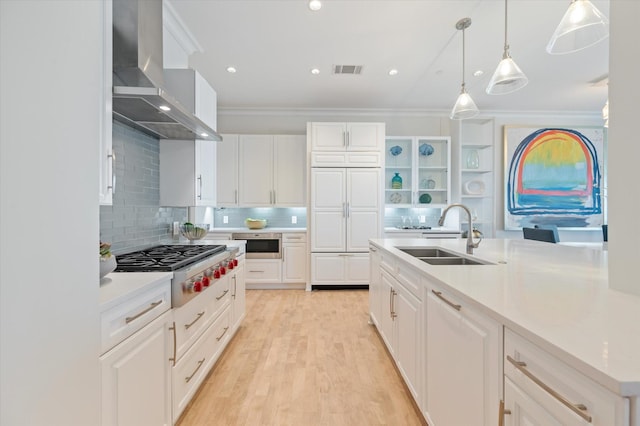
[456,119,495,238]
[99,0,114,205]
[218,134,306,207]
[159,139,217,207]
[384,136,451,207]
[309,122,384,152]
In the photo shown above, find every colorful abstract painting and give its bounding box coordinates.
[504,126,605,230]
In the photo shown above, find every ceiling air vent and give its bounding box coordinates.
[333,65,363,75]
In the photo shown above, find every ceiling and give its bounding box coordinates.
[167,0,610,115]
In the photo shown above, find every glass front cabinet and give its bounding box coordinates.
[384,136,451,208]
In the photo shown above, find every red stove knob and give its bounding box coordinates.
[219,265,226,275]
[233,258,238,267]
[213,269,221,279]
[193,280,203,292]
[227,261,234,270]
[202,276,210,287]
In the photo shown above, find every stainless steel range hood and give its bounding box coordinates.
[112,0,221,141]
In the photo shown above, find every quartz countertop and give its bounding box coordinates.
[384,227,460,234]
[370,237,640,397]
[209,227,306,233]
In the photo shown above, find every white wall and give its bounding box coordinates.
[0,2,101,425]
[608,0,640,296]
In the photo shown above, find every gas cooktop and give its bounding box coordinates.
[396,226,432,230]
[114,244,226,272]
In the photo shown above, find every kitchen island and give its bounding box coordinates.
[369,238,639,425]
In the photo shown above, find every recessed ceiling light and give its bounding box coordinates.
[311,68,320,75]
[226,66,237,73]
[308,0,321,11]
[388,69,398,76]
[159,105,171,111]
[473,70,484,77]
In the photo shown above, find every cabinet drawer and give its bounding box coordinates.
[505,329,629,425]
[173,308,230,422]
[282,232,306,243]
[100,280,171,354]
[396,263,421,300]
[173,276,229,361]
[245,259,282,282]
[310,151,381,167]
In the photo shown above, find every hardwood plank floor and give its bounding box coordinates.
[177,289,426,426]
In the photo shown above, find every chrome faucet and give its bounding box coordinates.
[438,203,482,255]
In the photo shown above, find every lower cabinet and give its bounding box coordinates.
[503,329,629,426]
[368,245,382,327]
[282,233,307,284]
[245,259,282,284]
[374,257,423,410]
[100,310,173,426]
[309,252,369,288]
[425,283,502,426]
[230,256,246,333]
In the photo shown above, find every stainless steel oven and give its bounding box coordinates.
[232,232,282,259]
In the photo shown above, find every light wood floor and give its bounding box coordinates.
[177,289,426,426]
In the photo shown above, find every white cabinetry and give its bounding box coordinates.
[245,259,282,284]
[310,168,380,252]
[502,329,629,426]
[99,276,173,426]
[455,119,495,237]
[215,134,239,207]
[308,122,384,152]
[99,0,114,205]
[164,69,217,131]
[229,255,246,333]
[218,134,305,207]
[425,282,502,426]
[368,245,383,326]
[159,139,217,207]
[371,252,423,411]
[282,232,307,284]
[309,168,380,288]
[384,136,451,207]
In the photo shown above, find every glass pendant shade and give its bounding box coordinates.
[547,0,609,55]
[450,87,479,120]
[486,53,528,95]
[602,100,609,128]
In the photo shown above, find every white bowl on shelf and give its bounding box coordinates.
[463,180,485,195]
[99,255,117,279]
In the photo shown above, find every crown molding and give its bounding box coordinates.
[163,0,203,55]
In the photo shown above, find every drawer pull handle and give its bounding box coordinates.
[216,289,229,300]
[185,358,205,383]
[432,290,461,311]
[216,326,229,341]
[506,355,592,423]
[498,400,511,426]
[249,270,265,273]
[184,311,205,330]
[125,300,162,324]
[169,322,177,367]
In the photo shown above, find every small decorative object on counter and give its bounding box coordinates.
[180,223,209,241]
[419,143,434,156]
[389,145,403,156]
[466,149,480,169]
[99,241,117,279]
[391,172,403,189]
[245,218,267,229]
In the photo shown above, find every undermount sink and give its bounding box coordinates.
[397,246,493,266]
[417,257,488,266]
[398,248,459,258]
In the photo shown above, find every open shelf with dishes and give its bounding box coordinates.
[457,119,495,237]
[385,136,451,208]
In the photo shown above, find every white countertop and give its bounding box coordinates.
[384,227,460,234]
[370,237,640,396]
[209,228,306,233]
[99,271,173,310]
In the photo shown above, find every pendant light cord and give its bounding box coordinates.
[503,0,510,54]
[462,27,466,88]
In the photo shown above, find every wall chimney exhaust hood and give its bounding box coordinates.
[112,0,221,141]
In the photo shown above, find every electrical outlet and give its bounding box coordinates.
[172,221,180,236]
[223,215,229,224]
[291,215,297,224]
[419,215,426,223]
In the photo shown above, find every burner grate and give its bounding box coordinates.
[114,244,226,272]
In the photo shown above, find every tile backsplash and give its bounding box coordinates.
[194,206,307,229]
[100,122,187,254]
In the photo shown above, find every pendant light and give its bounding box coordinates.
[602,100,609,128]
[486,0,528,95]
[547,0,609,55]
[450,18,479,120]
